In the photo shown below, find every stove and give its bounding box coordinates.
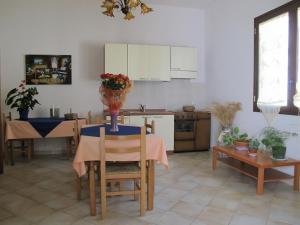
[174,111,211,152]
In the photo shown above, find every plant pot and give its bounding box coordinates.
[19,110,29,120]
[234,140,249,147]
[272,146,286,160]
[248,149,258,154]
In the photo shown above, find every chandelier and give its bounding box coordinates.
[101,0,153,20]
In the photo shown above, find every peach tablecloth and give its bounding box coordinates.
[73,129,169,177]
[6,119,86,140]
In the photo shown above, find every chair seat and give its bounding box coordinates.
[106,163,140,174]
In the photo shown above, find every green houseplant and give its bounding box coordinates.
[222,127,249,147]
[5,80,40,120]
[249,138,260,153]
[260,127,289,160]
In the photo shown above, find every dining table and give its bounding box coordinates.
[6,118,87,158]
[73,123,169,216]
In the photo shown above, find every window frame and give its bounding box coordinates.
[253,0,300,115]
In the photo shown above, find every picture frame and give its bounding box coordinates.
[25,55,72,85]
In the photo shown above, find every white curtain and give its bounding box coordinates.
[257,100,284,127]
[294,82,300,109]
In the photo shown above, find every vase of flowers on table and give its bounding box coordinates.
[99,73,132,132]
[5,80,40,120]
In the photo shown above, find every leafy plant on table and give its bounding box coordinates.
[5,80,40,112]
[222,127,249,146]
[249,138,260,150]
[260,127,289,149]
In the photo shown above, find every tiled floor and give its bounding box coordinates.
[0,152,300,225]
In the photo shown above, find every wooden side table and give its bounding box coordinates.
[212,146,300,195]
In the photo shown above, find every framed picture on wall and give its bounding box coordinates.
[25,55,72,85]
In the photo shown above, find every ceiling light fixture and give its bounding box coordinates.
[101,0,153,20]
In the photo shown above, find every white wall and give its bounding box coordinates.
[205,0,300,171]
[0,0,206,119]
[0,0,206,154]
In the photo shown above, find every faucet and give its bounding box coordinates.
[139,104,146,112]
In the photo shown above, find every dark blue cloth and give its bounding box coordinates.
[81,124,148,137]
[28,118,65,137]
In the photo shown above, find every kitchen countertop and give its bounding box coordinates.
[104,109,175,116]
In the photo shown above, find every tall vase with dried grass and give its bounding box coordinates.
[209,102,242,145]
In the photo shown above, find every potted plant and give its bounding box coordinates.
[248,138,260,154]
[260,127,290,160]
[222,127,249,147]
[5,80,40,120]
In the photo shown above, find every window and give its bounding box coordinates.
[254,0,300,115]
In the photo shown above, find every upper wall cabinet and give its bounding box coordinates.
[128,44,170,81]
[105,43,127,75]
[171,47,198,79]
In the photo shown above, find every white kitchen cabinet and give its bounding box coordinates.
[171,46,197,79]
[128,115,174,151]
[105,115,130,125]
[105,43,127,75]
[128,44,170,81]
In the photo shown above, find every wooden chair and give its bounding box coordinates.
[1,112,33,165]
[99,126,147,219]
[95,115,125,124]
[87,111,92,125]
[144,118,155,134]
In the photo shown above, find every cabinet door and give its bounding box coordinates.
[105,43,127,75]
[150,115,174,151]
[148,45,170,81]
[105,115,130,125]
[128,115,145,126]
[128,115,174,151]
[128,44,149,80]
[171,47,197,71]
[195,119,211,150]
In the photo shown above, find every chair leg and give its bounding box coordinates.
[140,177,146,216]
[30,139,34,158]
[27,140,32,161]
[100,178,107,219]
[134,179,138,200]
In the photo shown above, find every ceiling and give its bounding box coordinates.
[146,0,215,9]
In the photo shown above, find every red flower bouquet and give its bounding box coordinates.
[99,73,132,131]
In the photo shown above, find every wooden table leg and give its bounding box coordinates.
[257,167,265,195]
[30,139,34,158]
[9,141,14,166]
[294,164,300,191]
[147,160,154,210]
[89,161,96,216]
[212,148,217,170]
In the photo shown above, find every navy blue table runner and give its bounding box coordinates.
[81,124,149,137]
[27,118,65,137]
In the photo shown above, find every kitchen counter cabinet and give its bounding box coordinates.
[105,112,174,151]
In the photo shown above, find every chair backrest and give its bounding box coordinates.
[99,126,146,173]
[87,111,92,125]
[144,118,155,134]
[96,115,125,125]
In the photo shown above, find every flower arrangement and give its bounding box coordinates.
[209,102,242,128]
[5,80,40,118]
[99,73,132,131]
[100,73,131,91]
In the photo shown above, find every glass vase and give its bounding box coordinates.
[110,112,119,132]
